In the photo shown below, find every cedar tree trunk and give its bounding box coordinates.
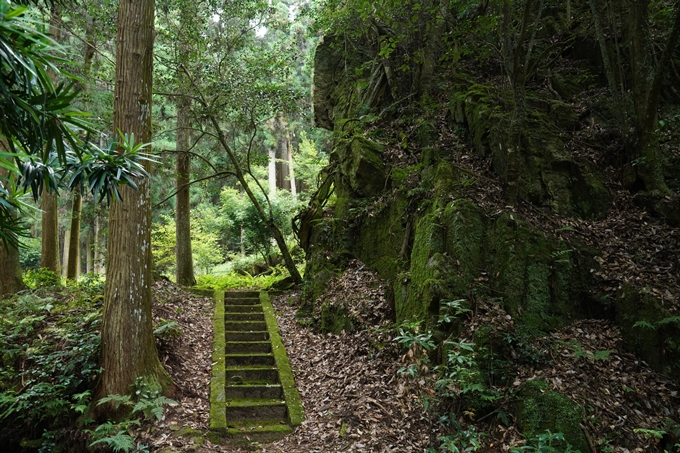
[96,0,173,417]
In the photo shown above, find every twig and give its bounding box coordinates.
[580,423,597,453]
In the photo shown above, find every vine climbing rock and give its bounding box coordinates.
[208,291,304,443]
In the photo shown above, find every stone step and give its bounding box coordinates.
[225,398,287,422]
[225,291,260,299]
[211,291,303,444]
[225,366,279,384]
[225,331,269,342]
[226,341,271,354]
[224,304,263,313]
[224,312,265,322]
[224,320,267,331]
[225,384,283,399]
[226,353,275,367]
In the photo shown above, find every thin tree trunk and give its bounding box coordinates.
[286,129,297,198]
[40,5,62,272]
[66,192,82,279]
[86,227,93,274]
[174,2,195,287]
[62,227,70,276]
[269,147,277,197]
[41,192,59,272]
[175,97,195,286]
[96,0,173,418]
[0,166,23,297]
[208,114,302,284]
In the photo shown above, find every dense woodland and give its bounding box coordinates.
[1,0,680,451]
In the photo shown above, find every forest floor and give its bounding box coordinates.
[136,250,680,452]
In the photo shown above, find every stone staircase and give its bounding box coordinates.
[209,291,303,442]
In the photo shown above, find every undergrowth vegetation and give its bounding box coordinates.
[0,271,176,452]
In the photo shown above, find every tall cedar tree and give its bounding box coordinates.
[174,1,195,286]
[95,0,173,416]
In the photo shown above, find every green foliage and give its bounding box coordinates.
[427,416,485,453]
[220,187,303,260]
[151,212,225,277]
[23,267,62,288]
[64,131,155,204]
[196,264,292,290]
[153,319,181,340]
[511,430,581,453]
[89,379,178,453]
[0,286,102,448]
[18,236,42,270]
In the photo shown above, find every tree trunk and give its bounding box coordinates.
[41,192,59,272]
[95,0,173,418]
[269,147,277,197]
[40,5,62,273]
[175,96,195,286]
[0,242,23,296]
[174,3,195,287]
[0,166,23,297]
[93,214,102,273]
[66,192,82,280]
[62,227,70,275]
[286,128,297,198]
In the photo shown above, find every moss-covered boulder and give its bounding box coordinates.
[515,379,589,453]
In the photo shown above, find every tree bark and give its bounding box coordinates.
[40,5,62,273]
[41,192,59,272]
[286,128,297,198]
[95,0,173,417]
[0,166,23,297]
[62,227,70,275]
[66,192,82,280]
[174,3,196,287]
[175,96,195,286]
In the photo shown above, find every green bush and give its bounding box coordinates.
[19,236,41,270]
[0,287,102,450]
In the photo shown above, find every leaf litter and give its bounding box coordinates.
[137,256,680,452]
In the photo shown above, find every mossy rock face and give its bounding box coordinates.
[396,199,486,325]
[354,192,408,279]
[515,379,589,453]
[333,136,386,198]
[485,213,579,336]
[615,285,680,379]
[457,84,611,220]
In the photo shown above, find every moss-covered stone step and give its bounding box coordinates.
[224,297,260,305]
[225,366,279,383]
[223,304,263,313]
[226,341,271,354]
[224,320,267,331]
[225,353,275,367]
[225,422,293,442]
[225,331,269,341]
[225,398,287,421]
[224,312,265,321]
[225,291,260,299]
[210,291,304,444]
[225,384,283,399]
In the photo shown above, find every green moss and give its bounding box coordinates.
[261,292,305,427]
[320,302,356,334]
[354,192,408,279]
[209,291,227,434]
[486,214,576,336]
[515,379,589,453]
[615,285,680,379]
